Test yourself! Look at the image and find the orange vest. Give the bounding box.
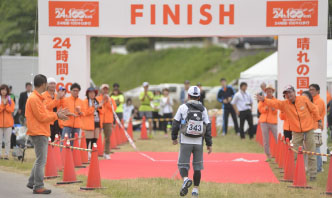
[25,90,58,136]
[313,95,326,129]
[0,99,15,128]
[61,95,84,128]
[258,97,278,124]
[96,95,117,124]
[81,99,104,131]
[264,96,320,133]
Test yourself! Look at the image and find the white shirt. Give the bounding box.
[123,104,134,122]
[174,102,210,145]
[160,96,173,114]
[231,91,253,112]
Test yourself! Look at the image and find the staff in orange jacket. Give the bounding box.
[96,84,117,160]
[257,85,277,161]
[82,87,103,154]
[309,84,326,173]
[257,85,322,181]
[279,94,292,141]
[61,83,84,145]
[25,74,69,194]
[42,77,66,141]
[0,84,15,160]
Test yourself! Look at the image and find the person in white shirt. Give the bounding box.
[231,82,254,139]
[160,88,173,136]
[172,86,212,198]
[123,98,134,123]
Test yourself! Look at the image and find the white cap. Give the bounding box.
[188,86,200,97]
[143,82,149,87]
[47,77,57,84]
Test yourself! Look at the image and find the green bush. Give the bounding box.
[126,38,150,53]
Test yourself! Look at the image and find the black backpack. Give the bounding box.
[180,103,206,138]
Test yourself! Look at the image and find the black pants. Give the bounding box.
[50,121,61,142]
[152,111,160,130]
[283,130,292,141]
[223,107,239,134]
[239,110,254,139]
[162,113,173,133]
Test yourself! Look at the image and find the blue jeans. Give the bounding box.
[62,127,80,146]
[316,147,322,172]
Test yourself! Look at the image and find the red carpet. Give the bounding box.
[76,152,279,184]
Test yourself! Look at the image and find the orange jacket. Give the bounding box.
[42,91,61,112]
[96,95,117,124]
[61,95,84,128]
[327,91,332,104]
[258,97,278,124]
[264,96,320,133]
[0,99,15,128]
[25,90,58,136]
[279,111,291,131]
[81,99,104,131]
[313,95,326,129]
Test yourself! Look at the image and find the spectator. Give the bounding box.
[26,74,68,194]
[231,82,254,139]
[96,84,117,160]
[327,89,332,104]
[8,85,16,103]
[279,91,292,142]
[258,85,277,161]
[180,80,190,104]
[160,88,173,136]
[257,82,267,118]
[82,87,104,159]
[0,84,15,160]
[217,78,239,136]
[42,78,66,142]
[139,82,154,136]
[197,83,205,105]
[309,84,326,173]
[123,98,134,123]
[18,82,33,124]
[61,83,84,145]
[152,90,162,131]
[111,83,124,121]
[257,85,322,181]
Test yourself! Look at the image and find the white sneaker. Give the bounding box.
[104,154,111,160]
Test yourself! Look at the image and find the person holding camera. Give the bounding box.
[231,82,254,139]
[42,77,66,142]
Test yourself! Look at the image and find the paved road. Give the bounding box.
[0,169,73,198]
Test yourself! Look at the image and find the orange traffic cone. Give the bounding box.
[54,134,63,171]
[289,146,311,188]
[80,131,89,164]
[110,126,119,149]
[325,156,332,194]
[269,132,274,158]
[127,118,134,140]
[281,138,294,182]
[97,131,104,157]
[80,143,105,190]
[121,120,127,143]
[72,133,85,168]
[275,133,281,164]
[211,116,217,137]
[57,140,82,185]
[115,123,122,144]
[140,116,148,140]
[278,136,285,168]
[45,138,59,179]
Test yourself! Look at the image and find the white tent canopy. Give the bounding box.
[240,40,332,82]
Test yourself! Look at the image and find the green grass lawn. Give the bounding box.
[91,47,272,91]
[0,130,331,198]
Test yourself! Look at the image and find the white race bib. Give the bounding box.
[186,120,204,136]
